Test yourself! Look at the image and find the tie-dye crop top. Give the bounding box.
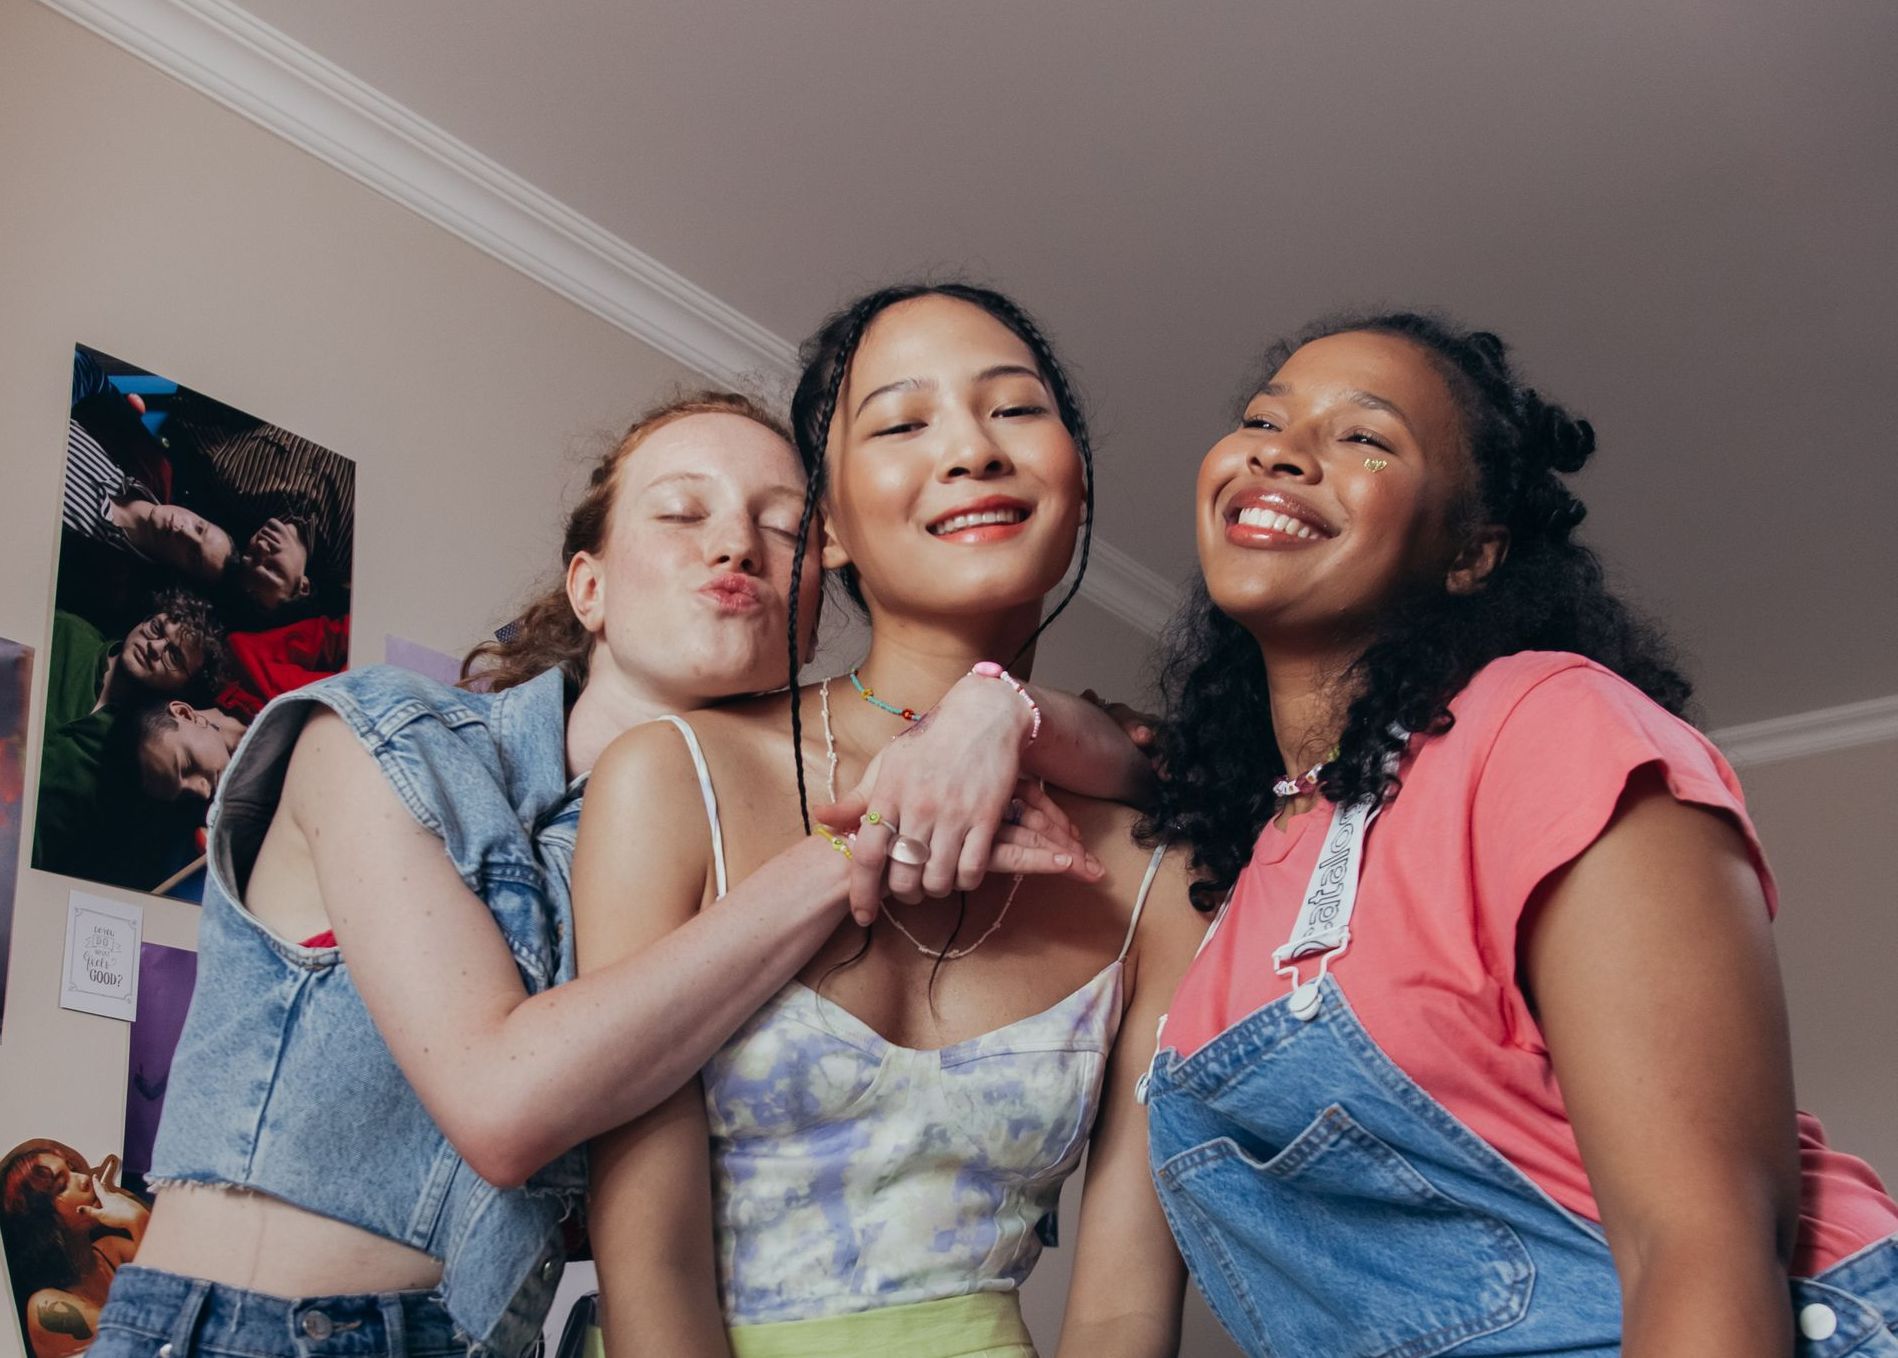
[650,715,1164,1325]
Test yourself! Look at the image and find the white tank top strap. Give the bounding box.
[648,714,729,898]
[1118,844,1169,962]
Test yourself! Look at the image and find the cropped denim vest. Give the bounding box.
[148,665,583,1357]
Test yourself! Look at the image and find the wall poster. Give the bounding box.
[33,345,356,901]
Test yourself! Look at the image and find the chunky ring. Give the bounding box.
[889,835,932,867]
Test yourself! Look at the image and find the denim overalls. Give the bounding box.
[1140,796,1898,1357]
[104,666,585,1358]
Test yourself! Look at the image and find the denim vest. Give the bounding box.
[148,665,584,1357]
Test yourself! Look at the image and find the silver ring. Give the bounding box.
[889,835,931,867]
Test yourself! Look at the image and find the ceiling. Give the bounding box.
[229,0,1898,726]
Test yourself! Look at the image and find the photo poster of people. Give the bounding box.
[0,638,31,1038]
[32,345,356,902]
[0,948,196,1358]
[1,1137,150,1358]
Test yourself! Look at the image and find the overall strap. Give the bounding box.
[1118,844,1170,962]
[1273,795,1383,1021]
[649,714,728,899]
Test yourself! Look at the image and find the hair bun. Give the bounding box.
[1467,330,1509,370]
[1524,391,1595,474]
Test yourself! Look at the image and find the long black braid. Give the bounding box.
[785,281,1097,832]
[1141,311,1692,911]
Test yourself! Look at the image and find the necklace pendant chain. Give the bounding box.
[820,677,1018,961]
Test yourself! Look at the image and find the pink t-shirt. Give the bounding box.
[1162,651,1898,1275]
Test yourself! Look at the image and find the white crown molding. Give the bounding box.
[1710,692,1898,769]
[1078,539,1181,637]
[37,0,799,386]
[39,0,1184,636]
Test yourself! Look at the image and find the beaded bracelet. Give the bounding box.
[969,661,1042,746]
[810,822,854,860]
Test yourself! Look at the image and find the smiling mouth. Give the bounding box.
[1233,505,1326,541]
[1220,490,1339,551]
[927,502,1032,537]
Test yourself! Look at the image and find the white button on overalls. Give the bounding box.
[1798,1301,1838,1341]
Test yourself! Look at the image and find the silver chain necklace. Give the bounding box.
[819,678,1022,961]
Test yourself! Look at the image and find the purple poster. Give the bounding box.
[385,634,464,687]
[121,942,197,1189]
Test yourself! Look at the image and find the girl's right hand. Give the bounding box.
[818,772,1099,927]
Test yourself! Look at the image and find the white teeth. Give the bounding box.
[931,508,1027,535]
[1235,506,1323,540]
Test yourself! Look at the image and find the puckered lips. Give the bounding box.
[1222,487,1339,550]
[700,571,765,613]
[926,495,1034,544]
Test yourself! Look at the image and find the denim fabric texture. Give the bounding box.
[142,666,583,1356]
[89,1266,464,1358]
[1145,975,1898,1356]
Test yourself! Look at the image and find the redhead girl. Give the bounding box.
[86,391,1134,1358]
[1,1145,149,1358]
[577,285,1203,1358]
[1140,314,1898,1356]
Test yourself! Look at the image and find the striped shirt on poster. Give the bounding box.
[62,418,156,560]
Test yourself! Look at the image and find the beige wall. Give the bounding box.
[1744,740,1898,1178]
[2,10,1889,1358]
[0,6,697,1352]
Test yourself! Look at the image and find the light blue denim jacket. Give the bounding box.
[148,665,584,1357]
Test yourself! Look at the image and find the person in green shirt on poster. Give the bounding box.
[32,590,226,885]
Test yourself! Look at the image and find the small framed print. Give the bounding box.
[59,889,144,1021]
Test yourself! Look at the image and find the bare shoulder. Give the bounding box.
[590,715,714,805]
[27,1289,95,1355]
[1053,790,1204,978]
[1050,790,1155,877]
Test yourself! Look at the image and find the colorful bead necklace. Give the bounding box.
[1272,747,1339,799]
[819,678,1020,960]
[849,669,921,722]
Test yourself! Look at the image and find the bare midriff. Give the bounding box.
[135,1187,443,1295]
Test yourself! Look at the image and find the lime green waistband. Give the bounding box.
[732,1291,1035,1358]
[582,1291,1037,1358]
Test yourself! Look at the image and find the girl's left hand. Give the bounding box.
[811,674,1101,921]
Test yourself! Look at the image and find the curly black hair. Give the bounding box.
[783,281,1096,833]
[145,585,229,697]
[1142,311,1692,911]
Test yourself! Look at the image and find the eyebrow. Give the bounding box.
[1256,381,1414,429]
[642,472,805,505]
[640,471,713,491]
[853,364,1048,418]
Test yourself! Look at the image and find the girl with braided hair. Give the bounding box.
[578,285,1201,1357]
[86,389,1121,1358]
[1138,313,1898,1356]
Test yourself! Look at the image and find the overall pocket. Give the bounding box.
[1155,1103,1533,1358]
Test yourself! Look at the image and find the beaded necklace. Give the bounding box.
[848,669,921,722]
[819,678,1020,961]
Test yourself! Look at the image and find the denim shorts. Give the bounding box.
[90,1266,465,1358]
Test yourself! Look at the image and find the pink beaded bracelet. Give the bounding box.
[970,661,1042,746]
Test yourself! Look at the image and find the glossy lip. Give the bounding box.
[926,494,1035,542]
[700,573,765,613]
